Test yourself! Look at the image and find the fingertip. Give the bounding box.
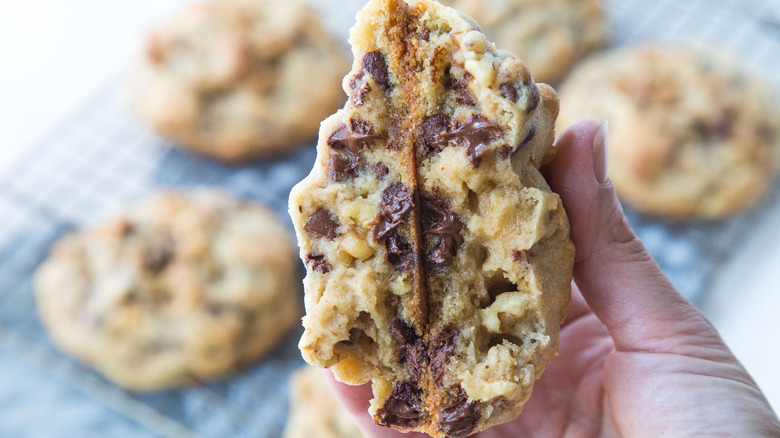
[322,368,373,416]
[554,118,602,151]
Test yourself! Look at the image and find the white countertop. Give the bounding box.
[1,0,778,430]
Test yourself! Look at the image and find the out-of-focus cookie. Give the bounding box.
[35,190,300,391]
[441,0,607,84]
[283,366,362,438]
[129,0,347,162]
[558,45,780,220]
[289,0,574,436]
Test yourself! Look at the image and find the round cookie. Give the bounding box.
[283,366,362,438]
[129,0,347,162]
[35,190,300,391]
[558,45,780,220]
[441,0,607,84]
[289,0,574,436]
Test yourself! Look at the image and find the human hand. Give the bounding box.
[323,119,780,437]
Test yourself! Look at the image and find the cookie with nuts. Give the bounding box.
[441,0,608,84]
[35,190,300,390]
[558,45,780,219]
[128,0,347,162]
[289,0,573,436]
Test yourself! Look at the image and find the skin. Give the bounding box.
[324,119,780,437]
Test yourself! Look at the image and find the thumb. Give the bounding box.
[547,119,713,353]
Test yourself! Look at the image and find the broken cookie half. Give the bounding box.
[288,0,574,436]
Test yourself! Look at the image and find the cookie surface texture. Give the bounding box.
[35,190,300,391]
[558,45,780,219]
[441,0,607,84]
[288,0,574,436]
[129,0,347,162]
[283,366,363,438]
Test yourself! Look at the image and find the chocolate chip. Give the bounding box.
[327,121,381,181]
[305,253,330,273]
[433,115,502,167]
[385,230,416,271]
[422,192,463,273]
[374,183,414,243]
[420,28,431,41]
[420,114,451,153]
[451,70,475,105]
[328,154,356,181]
[500,82,520,103]
[391,320,426,380]
[439,386,479,438]
[305,208,339,239]
[372,162,389,180]
[696,107,736,141]
[363,50,391,91]
[143,241,175,273]
[376,381,424,428]
[349,71,372,106]
[526,85,540,114]
[430,328,458,384]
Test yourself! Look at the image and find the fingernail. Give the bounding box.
[593,120,609,184]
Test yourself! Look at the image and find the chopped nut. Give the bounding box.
[343,199,376,227]
[341,231,373,260]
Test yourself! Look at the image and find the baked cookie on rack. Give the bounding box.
[35,189,300,391]
[283,366,362,438]
[441,0,607,84]
[289,0,574,436]
[558,45,780,220]
[129,0,347,162]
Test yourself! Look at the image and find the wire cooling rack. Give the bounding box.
[1,0,779,436]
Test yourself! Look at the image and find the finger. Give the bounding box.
[322,370,429,438]
[547,119,707,353]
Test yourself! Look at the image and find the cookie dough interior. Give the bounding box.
[289,1,573,436]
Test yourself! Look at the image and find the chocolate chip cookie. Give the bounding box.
[284,366,362,438]
[288,1,574,436]
[129,0,347,162]
[35,190,300,391]
[441,0,607,84]
[558,45,780,219]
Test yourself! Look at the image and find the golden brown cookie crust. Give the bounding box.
[441,0,608,84]
[35,190,300,391]
[289,1,573,436]
[129,0,347,162]
[558,45,780,220]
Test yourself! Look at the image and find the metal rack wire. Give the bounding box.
[0,0,779,436]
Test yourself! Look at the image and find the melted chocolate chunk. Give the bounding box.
[305,208,339,239]
[385,230,415,271]
[420,114,451,153]
[327,121,381,180]
[305,253,330,273]
[328,154,355,181]
[376,381,424,428]
[391,320,427,380]
[363,50,391,91]
[374,183,414,243]
[349,71,372,106]
[420,28,431,41]
[520,123,538,148]
[500,82,520,103]
[430,328,458,384]
[526,85,541,114]
[433,115,502,167]
[372,162,389,180]
[439,386,479,438]
[143,241,175,273]
[422,192,463,272]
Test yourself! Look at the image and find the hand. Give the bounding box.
[323,119,780,437]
